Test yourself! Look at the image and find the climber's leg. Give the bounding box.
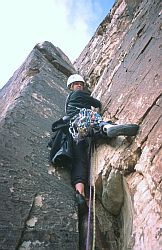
[102,123,139,138]
[71,140,89,214]
[75,182,85,196]
[75,182,88,215]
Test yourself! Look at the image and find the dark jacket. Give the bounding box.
[49,123,73,167]
[49,90,102,166]
[65,90,102,118]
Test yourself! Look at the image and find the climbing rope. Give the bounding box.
[92,143,97,250]
[92,182,96,250]
[86,141,93,250]
[86,141,97,250]
[86,174,92,250]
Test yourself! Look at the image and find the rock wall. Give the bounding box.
[0,42,78,250]
[74,0,162,249]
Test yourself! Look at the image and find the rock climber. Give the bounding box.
[65,74,139,213]
[65,74,102,213]
[50,73,139,214]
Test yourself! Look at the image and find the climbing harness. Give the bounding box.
[69,108,102,142]
[86,140,97,250]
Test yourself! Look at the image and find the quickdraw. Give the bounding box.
[69,108,102,141]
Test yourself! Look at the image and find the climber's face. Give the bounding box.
[71,81,84,91]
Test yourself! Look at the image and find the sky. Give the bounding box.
[0,0,115,89]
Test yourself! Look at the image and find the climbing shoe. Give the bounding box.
[75,191,88,215]
[103,123,139,138]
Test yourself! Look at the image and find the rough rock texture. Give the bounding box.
[0,41,78,250]
[74,0,162,249]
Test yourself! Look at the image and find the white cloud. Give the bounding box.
[50,0,102,60]
[0,0,113,88]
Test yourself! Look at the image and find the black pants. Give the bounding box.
[71,139,89,186]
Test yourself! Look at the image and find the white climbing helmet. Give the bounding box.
[67,74,85,88]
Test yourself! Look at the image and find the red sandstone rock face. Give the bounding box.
[75,0,162,249]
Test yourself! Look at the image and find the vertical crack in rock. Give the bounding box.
[140,113,162,146]
[122,147,142,176]
[138,94,162,125]
[136,37,154,59]
[15,194,37,250]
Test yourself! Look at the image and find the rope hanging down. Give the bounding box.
[86,141,97,250]
[92,144,97,250]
